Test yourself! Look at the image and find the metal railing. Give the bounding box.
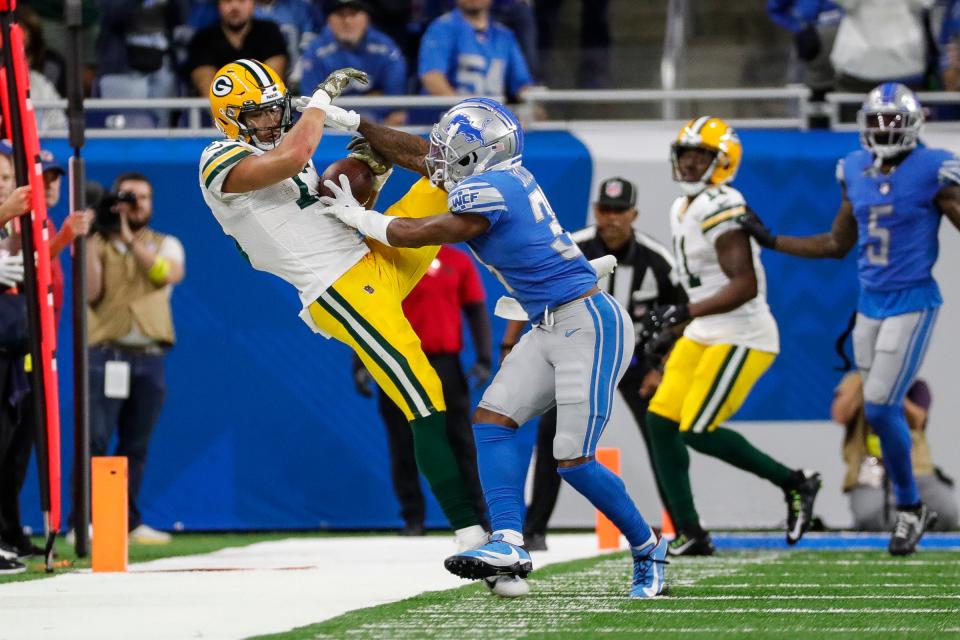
[31,87,821,138]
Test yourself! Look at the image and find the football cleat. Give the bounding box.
[785,470,822,545]
[484,575,531,598]
[668,530,716,557]
[631,536,669,598]
[889,504,937,556]
[444,533,532,580]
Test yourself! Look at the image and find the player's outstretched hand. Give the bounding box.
[320,174,361,208]
[318,68,369,101]
[639,304,690,342]
[737,207,777,249]
[347,137,393,175]
[0,250,25,287]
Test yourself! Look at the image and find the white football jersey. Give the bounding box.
[199,139,369,307]
[669,185,779,353]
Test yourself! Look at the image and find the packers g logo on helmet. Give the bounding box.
[670,116,743,196]
[208,58,292,149]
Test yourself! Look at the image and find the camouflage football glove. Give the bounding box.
[347,137,394,191]
[318,67,369,101]
[737,207,777,249]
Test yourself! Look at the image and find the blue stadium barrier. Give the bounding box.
[22,129,864,532]
[712,532,960,550]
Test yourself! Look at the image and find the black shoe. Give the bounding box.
[785,470,822,545]
[0,540,19,561]
[0,556,26,574]
[524,532,547,552]
[889,504,937,556]
[399,522,426,537]
[668,530,716,557]
[12,540,46,560]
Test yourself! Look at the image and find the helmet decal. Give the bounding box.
[448,114,493,144]
[211,75,233,97]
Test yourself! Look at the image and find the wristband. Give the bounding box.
[147,256,171,285]
[354,210,397,246]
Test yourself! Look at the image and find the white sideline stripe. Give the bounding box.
[0,534,610,640]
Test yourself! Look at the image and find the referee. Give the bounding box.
[504,176,687,550]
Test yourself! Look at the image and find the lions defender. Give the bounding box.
[741,83,960,555]
[640,118,822,558]
[322,98,668,598]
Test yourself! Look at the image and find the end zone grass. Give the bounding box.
[257,549,960,640]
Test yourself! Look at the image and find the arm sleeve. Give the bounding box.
[447,178,507,226]
[937,154,960,187]
[699,191,748,246]
[418,20,454,77]
[505,32,533,95]
[159,235,186,267]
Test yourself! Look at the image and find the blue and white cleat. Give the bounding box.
[444,533,533,580]
[630,536,669,598]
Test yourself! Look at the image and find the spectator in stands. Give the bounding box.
[767,0,843,113]
[507,177,687,551]
[254,0,323,88]
[76,172,185,545]
[830,0,933,96]
[939,0,960,90]
[18,6,69,132]
[419,0,539,82]
[833,372,958,531]
[29,0,100,97]
[95,1,184,129]
[353,245,491,535]
[301,0,408,125]
[536,0,610,88]
[185,0,288,96]
[419,0,533,100]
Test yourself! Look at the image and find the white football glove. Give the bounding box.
[319,174,396,245]
[293,90,361,132]
[0,250,24,287]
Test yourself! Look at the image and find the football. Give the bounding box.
[319,157,375,206]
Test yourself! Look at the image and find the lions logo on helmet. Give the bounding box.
[208,58,292,150]
[670,116,742,197]
[858,83,924,161]
[426,98,524,191]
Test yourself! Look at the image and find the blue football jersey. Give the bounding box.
[418,8,532,97]
[448,166,597,320]
[839,146,959,315]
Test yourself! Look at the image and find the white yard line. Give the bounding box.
[0,534,607,640]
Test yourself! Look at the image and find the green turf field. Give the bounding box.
[256,549,960,640]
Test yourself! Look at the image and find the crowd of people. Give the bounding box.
[22,0,610,129]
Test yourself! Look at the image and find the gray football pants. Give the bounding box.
[479,291,633,461]
[853,308,938,406]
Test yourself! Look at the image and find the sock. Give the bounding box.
[455,525,488,552]
[646,413,701,533]
[558,460,653,548]
[864,401,920,506]
[681,427,794,489]
[410,412,480,530]
[473,423,526,535]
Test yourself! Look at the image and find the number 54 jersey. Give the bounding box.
[839,146,958,316]
[199,139,369,307]
[669,185,779,353]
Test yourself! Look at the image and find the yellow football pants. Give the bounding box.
[308,177,448,421]
[649,336,776,433]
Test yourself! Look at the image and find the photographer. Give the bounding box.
[73,171,184,545]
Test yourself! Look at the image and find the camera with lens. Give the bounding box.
[92,190,138,236]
